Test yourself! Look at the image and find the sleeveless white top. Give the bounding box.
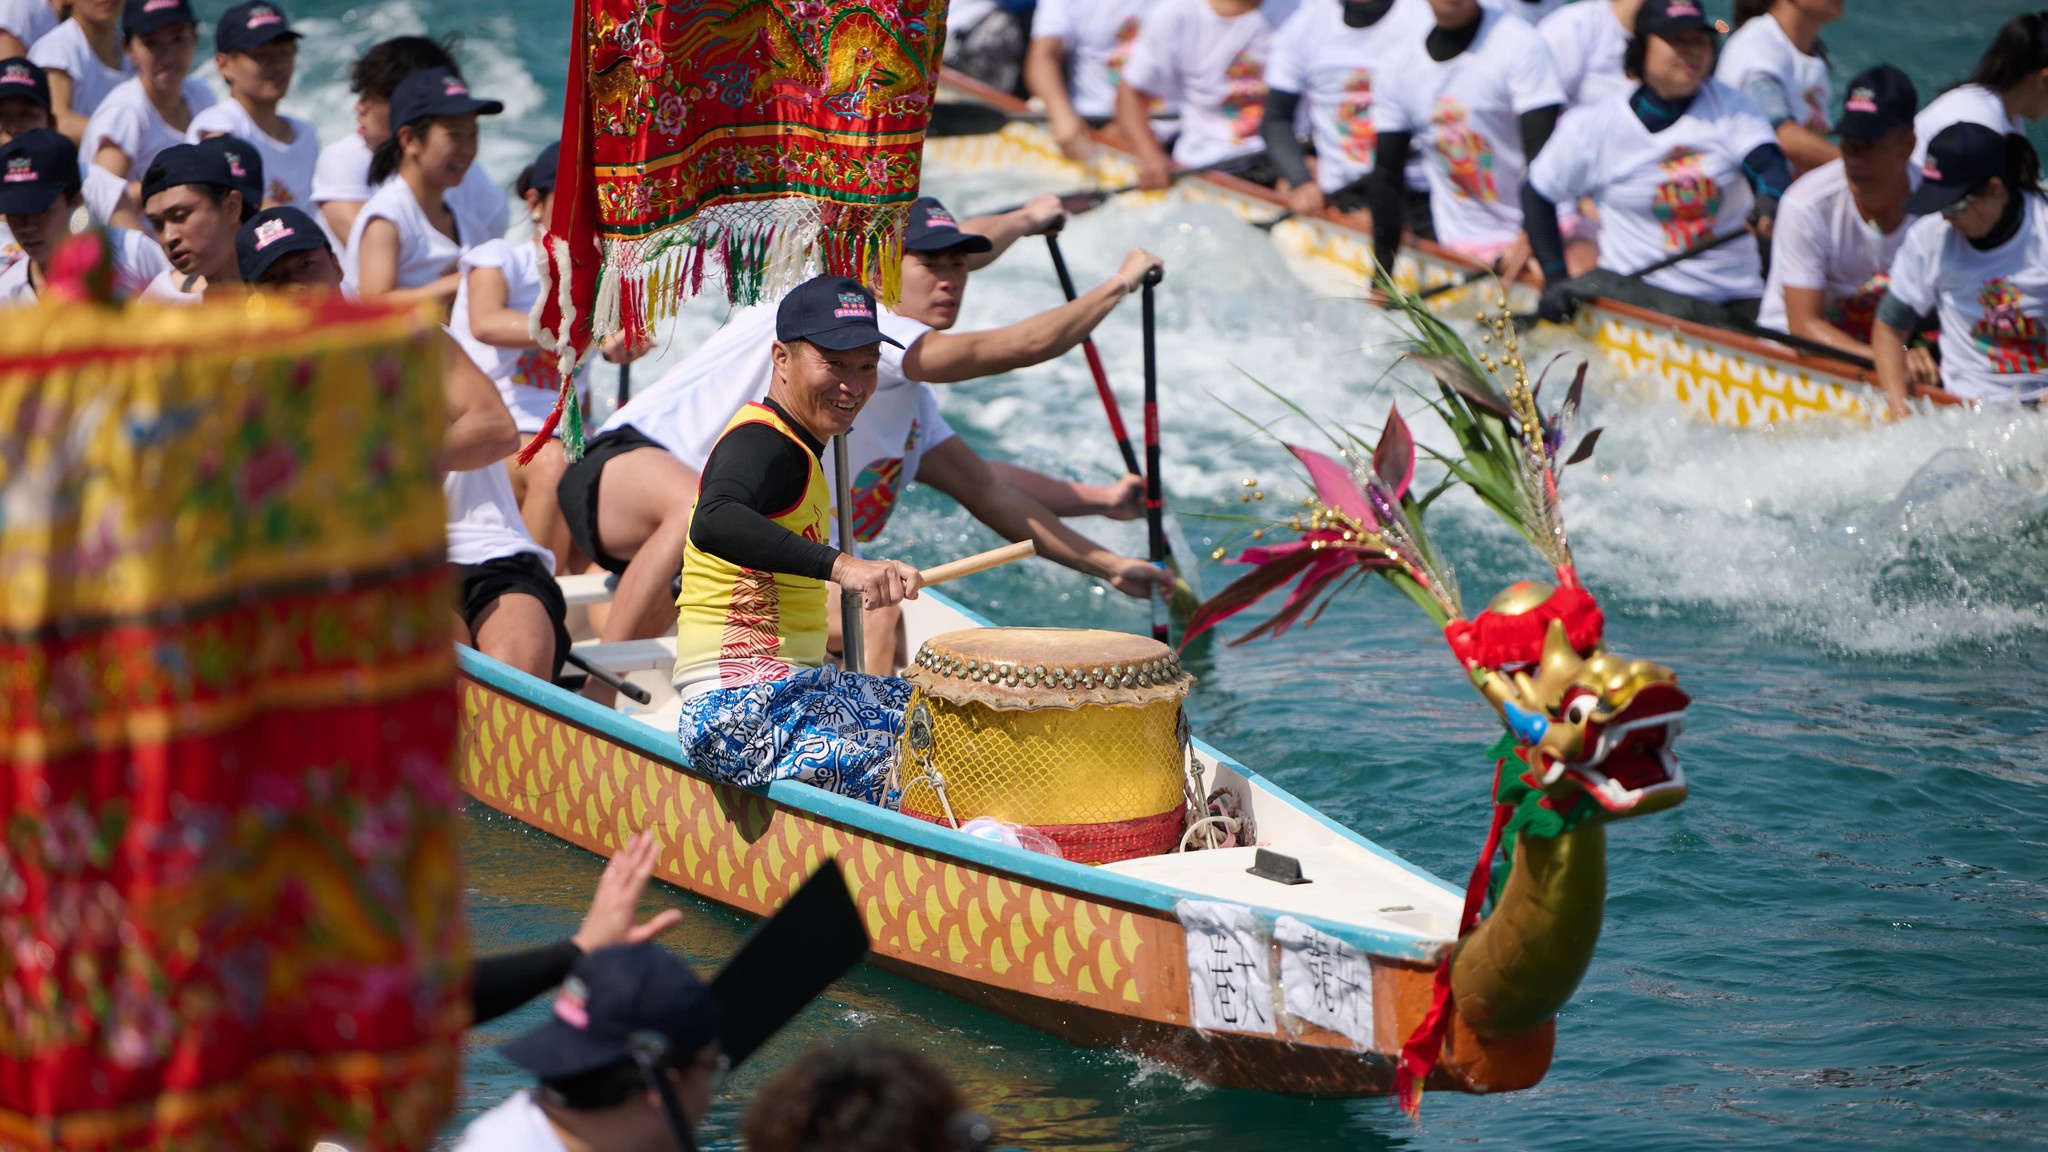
[341,178,464,294]
[445,464,552,568]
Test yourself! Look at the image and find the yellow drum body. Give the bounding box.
[900,628,1194,864]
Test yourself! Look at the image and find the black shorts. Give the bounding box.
[555,425,664,576]
[452,552,571,680]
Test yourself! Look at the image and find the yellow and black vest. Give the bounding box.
[672,402,831,696]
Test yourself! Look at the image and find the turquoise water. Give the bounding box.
[250,2,2048,1146]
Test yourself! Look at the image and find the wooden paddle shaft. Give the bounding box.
[919,541,1036,588]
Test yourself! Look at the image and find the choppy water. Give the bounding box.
[240,2,2048,1146]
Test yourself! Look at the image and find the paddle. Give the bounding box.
[1417,267,1500,301]
[1511,229,1751,330]
[1046,234,1143,477]
[1140,265,1169,644]
[919,540,1036,588]
[1739,323,1877,370]
[832,435,865,674]
[618,361,633,405]
[982,159,1238,219]
[927,101,1028,137]
[708,860,869,1067]
[563,649,653,705]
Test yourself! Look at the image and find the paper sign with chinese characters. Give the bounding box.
[1176,900,1275,1035]
[1276,916,1375,1048]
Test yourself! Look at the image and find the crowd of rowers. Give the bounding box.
[985,0,2048,414]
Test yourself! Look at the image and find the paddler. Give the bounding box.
[138,138,254,300]
[672,275,920,805]
[562,194,1170,669]
[0,127,168,305]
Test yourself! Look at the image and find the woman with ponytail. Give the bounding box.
[1875,125,2048,417]
[342,65,500,307]
[1912,11,2048,173]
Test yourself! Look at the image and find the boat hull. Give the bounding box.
[927,74,1949,430]
[456,638,1552,1097]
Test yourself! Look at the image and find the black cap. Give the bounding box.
[526,140,560,195]
[776,275,904,351]
[192,134,264,205]
[1836,65,1917,143]
[215,0,299,52]
[1906,123,2009,215]
[238,206,327,281]
[499,943,720,1080]
[0,129,80,215]
[389,67,504,131]
[0,57,48,109]
[141,141,240,204]
[903,196,993,254]
[1634,0,1712,38]
[123,0,196,39]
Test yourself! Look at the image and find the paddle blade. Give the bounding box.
[708,860,868,1066]
[927,102,1011,138]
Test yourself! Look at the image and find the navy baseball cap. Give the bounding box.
[1635,0,1712,38]
[903,196,993,254]
[0,58,50,109]
[526,140,560,195]
[0,129,80,215]
[776,275,903,351]
[215,0,299,52]
[124,0,196,39]
[1907,123,2009,214]
[389,67,504,131]
[1837,65,1917,143]
[141,142,239,204]
[193,134,264,205]
[499,943,721,1080]
[238,206,327,281]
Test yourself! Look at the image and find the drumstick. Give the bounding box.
[918,541,1036,588]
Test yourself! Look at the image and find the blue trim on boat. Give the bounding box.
[458,590,1452,963]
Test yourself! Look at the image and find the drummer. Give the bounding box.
[674,275,920,805]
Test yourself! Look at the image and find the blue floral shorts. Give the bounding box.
[680,665,911,806]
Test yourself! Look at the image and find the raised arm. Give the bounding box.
[901,248,1163,383]
[959,193,1066,269]
[985,460,1143,520]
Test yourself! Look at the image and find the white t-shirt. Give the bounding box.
[1756,159,1913,339]
[185,98,319,209]
[1482,0,1564,23]
[446,463,553,567]
[0,223,168,307]
[451,239,585,434]
[606,305,957,547]
[311,130,510,248]
[1,165,127,270]
[1538,0,1630,109]
[1714,13,1830,135]
[82,76,214,180]
[342,177,465,293]
[1120,0,1299,168]
[140,266,204,303]
[1884,196,2048,404]
[1910,84,2023,174]
[1033,0,1159,120]
[449,1090,569,1152]
[27,18,130,119]
[1528,81,1776,302]
[1263,0,1432,193]
[0,0,58,48]
[1374,8,1564,250]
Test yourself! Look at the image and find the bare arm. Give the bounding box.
[1782,286,1872,360]
[94,141,131,180]
[1024,36,1093,163]
[901,248,1161,383]
[1775,122,1839,174]
[105,184,144,232]
[958,192,1064,269]
[465,264,536,348]
[321,198,365,247]
[0,31,29,58]
[438,333,522,471]
[356,215,459,306]
[985,460,1142,520]
[45,70,87,142]
[917,438,1167,599]
[1871,317,1912,422]
[1115,82,1173,191]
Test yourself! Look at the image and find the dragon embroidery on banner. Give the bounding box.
[1186,286,1690,1112]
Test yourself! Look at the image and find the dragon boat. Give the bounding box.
[457,286,1694,1102]
[929,70,1962,429]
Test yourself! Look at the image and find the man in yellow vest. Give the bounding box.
[673,275,923,803]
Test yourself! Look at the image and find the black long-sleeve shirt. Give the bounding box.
[688,398,841,581]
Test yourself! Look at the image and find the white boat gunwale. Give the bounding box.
[458,588,1459,964]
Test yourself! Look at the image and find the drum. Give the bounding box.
[899,628,1195,864]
